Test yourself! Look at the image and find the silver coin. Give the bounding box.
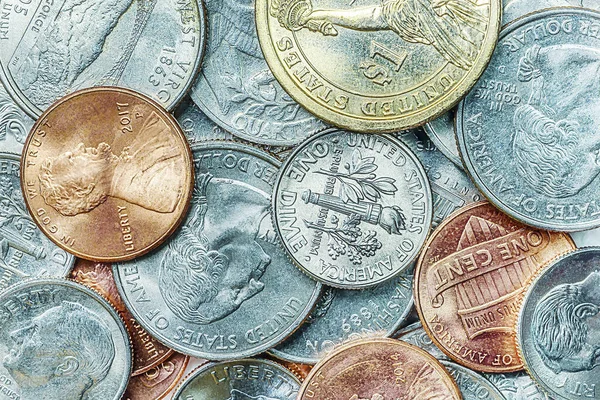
[0,0,206,117]
[517,247,600,400]
[398,129,482,229]
[273,129,432,289]
[423,110,463,168]
[0,83,33,154]
[0,152,74,293]
[0,278,131,400]
[503,0,599,26]
[190,0,325,146]
[457,8,600,231]
[394,321,447,360]
[113,142,321,359]
[484,372,553,400]
[440,360,506,400]
[173,358,300,399]
[270,264,414,364]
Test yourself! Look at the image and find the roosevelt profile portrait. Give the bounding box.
[531,271,600,373]
[3,301,115,400]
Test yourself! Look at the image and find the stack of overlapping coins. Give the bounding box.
[0,0,598,399]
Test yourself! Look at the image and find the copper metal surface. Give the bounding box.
[123,352,190,400]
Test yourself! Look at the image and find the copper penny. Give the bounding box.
[123,352,191,400]
[21,87,194,262]
[414,201,575,373]
[70,259,173,376]
[298,338,460,400]
[277,360,314,381]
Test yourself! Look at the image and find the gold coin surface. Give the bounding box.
[21,87,194,262]
[256,0,501,132]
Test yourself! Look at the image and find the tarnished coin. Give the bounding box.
[298,338,461,399]
[0,152,74,293]
[124,352,191,400]
[21,87,194,262]
[256,0,501,132]
[0,0,206,117]
[273,129,432,289]
[173,359,300,399]
[271,264,413,364]
[70,259,173,376]
[0,278,131,400]
[414,201,575,372]
[441,360,506,400]
[457,8,600,231]
[503,0,599,26]
[484,372,553,400]
[517,247,600,400]
[0,83,33,154]
[113,142,321,359]
[423,110,463,168]
[277,360,313,381]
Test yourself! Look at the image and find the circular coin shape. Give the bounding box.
[0,0,206,117]
[0,278,132,400]
[0,83,34,154]
[21,87,194,262]
[414,201,575,372]
[298,338,461,399]
[517,247,600,400]
[457,8,600,231]
[273,129,432,289]
[114,142,321,359]
[124,352,191,400]
[440,360,506,400]
[503,1,599,26]
[256,0,501,132]
[423,110,463,168]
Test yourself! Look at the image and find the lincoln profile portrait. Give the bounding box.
[3,301,115,400]
[531,271,600,374]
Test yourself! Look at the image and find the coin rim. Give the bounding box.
[439,359,507,400]
[423,111,465,169]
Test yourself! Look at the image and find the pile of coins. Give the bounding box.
[0,0,598,399]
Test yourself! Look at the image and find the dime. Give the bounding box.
[441,360,506,400]
[271,264,413,364]
[297,338,461,399]
[70,259,173,376]
[21,87,194,262]
[256,0,501,132]
[124,352,191,400]
[503,0,599,26]
[0,278,131,400]
[517,247,600,400]
[423,110,463,168]
[0,82,33,154]
[113,142,321,359]
[414,201,575,372]
[0,0,206,117]
[456,8,600,231]
[172,359,301,399]
[0,152,74,293]
[273,129,432,289]
[484,372,552,400]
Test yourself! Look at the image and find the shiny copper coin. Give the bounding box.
[123,352,191,400]
[298,338,460,400]
[21,87,194,262]
[70,259,173,375]
[414,201,575,373]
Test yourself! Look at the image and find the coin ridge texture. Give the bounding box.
[423,110,464,169]
[256,0,501,132]
[113,141,321,359]
[273,129,432,289]
[0,278,132,400]
[414,201,575,372]
[21,86,194,262]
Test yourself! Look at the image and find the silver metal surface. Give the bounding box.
[503,0,599,26]
[484,372,553,400]
[0,83,33,155]
[423,110,463,168]
[440,360,506,400]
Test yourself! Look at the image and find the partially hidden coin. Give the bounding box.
[70,259,173,376]
[483,372,553,400]
[0,152,74,293]
[124,352,191,400]
[0,0,206,117]
[0,82,33,154]
[273,129,432,289]
[0,278,132,400]
[423,110,463,169]
[456,8,600,231]
[173,358,301,399]
[440,360,506,400]
[517,247,600,400]
[503,0,599,26]
[276,360,313,381]
[113,141,321,359]
[297,337,461,399]
[414,201,575,372]
[395,321,447,359]
[21,87,194,262]
[256,0,501,132]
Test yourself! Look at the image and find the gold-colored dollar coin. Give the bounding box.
[256,0,501,132]
[21,87,194,262]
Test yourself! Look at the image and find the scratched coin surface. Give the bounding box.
[271,263,413,364]
[70,259,173,376]
[0,278,131,400]
[0,82,34,154]
[503,0,599,26]
[255,0,501,132]
[113,142,321,359]
[457,8,600,231]
[20,87,194,262]
[423,110,463,168]
[273,129,432,289]
[298,338,461,399]
[0,0,206,117]
[517,247,600,400]
[0,152,74,293]
[484,372,553,400]
[124,352,191,400]
[414,201,575,372]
